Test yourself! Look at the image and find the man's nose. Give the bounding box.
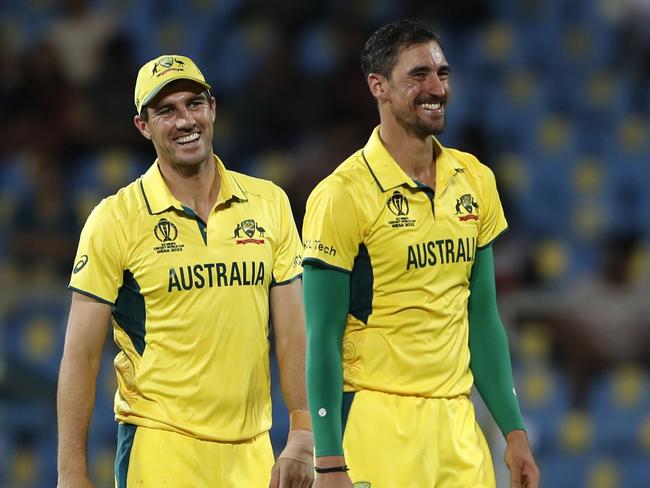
[175,107,195,129]
[425,75,446,98]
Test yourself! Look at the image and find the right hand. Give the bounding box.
[314,471,354,488]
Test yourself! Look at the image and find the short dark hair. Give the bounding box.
[360,20,442,79]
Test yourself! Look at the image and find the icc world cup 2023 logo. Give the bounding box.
[154,218,178,242]
[386,190,416,228]
[387,190,410,216]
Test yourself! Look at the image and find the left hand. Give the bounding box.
[504,430,540,488]
[269,430,314,488]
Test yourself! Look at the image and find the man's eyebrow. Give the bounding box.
[189,94,208,103]
[152,103,173,112]
[406,64,451,76]
[407,65,433,76]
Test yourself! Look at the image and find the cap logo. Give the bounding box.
[151,56,187,77]
[159,56,174,68]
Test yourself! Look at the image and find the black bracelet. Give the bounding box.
[314,465,349,473]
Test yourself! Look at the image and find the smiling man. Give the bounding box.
[302,21,539,488]
[57,55,313,488]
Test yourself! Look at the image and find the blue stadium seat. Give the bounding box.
[623,457,650,488]
[539,454,590,488]
[3,301,67,381]
[517,364,570,453]
[2,402,57,487]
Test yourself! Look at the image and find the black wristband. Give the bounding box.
[314,465,349,473]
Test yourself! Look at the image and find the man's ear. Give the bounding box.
[134,114,152,140]
[367,73,388,101]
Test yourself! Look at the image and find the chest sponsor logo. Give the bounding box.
[455,193,479,222]
[153,218,185,254]
[387,190,416,228]
[353,483,371,488]
[233,219,265,245]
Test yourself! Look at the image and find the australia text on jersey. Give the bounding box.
[406,237,476,270]
[168,261,265,292]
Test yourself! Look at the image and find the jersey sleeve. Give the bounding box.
[68,200,126,304]
[302,177,363,272]
[477,166,508,248]
[271,187,303,285]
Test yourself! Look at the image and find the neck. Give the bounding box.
[157,154,220,221]
[378,118,440,188]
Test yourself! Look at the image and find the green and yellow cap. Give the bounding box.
[134,54,211,113]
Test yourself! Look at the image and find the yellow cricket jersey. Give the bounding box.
[69,156,302,442]
[302,127,507,398]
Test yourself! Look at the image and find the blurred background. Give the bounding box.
[1,0,649,486]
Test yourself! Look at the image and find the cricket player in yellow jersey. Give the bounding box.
[57,55,314,487]
[302,21,539,488]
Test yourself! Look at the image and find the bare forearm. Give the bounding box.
[276,331,308,412]
[57,349,101,479]
[271,280,309,413]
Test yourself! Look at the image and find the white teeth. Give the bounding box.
[175,132,200,144]
[420,103,441,110]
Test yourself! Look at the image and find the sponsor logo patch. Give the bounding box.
[73,255,89,273]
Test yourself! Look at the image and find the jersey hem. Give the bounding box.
[68,286,115,306]
[116,416,271,443]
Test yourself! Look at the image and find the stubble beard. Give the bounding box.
[395,109,445,139]
[163,140,213,176]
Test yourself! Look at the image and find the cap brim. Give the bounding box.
[141,76,212,109]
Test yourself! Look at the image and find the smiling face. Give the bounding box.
[370,41,451,138]
[134,79,216,171]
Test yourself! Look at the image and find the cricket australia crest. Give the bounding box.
[233,219,266,245]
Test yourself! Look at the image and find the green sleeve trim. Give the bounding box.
[468,245,526,436]
[303,263,350,456]
[302,257,351,275]
[477,226,509,250]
